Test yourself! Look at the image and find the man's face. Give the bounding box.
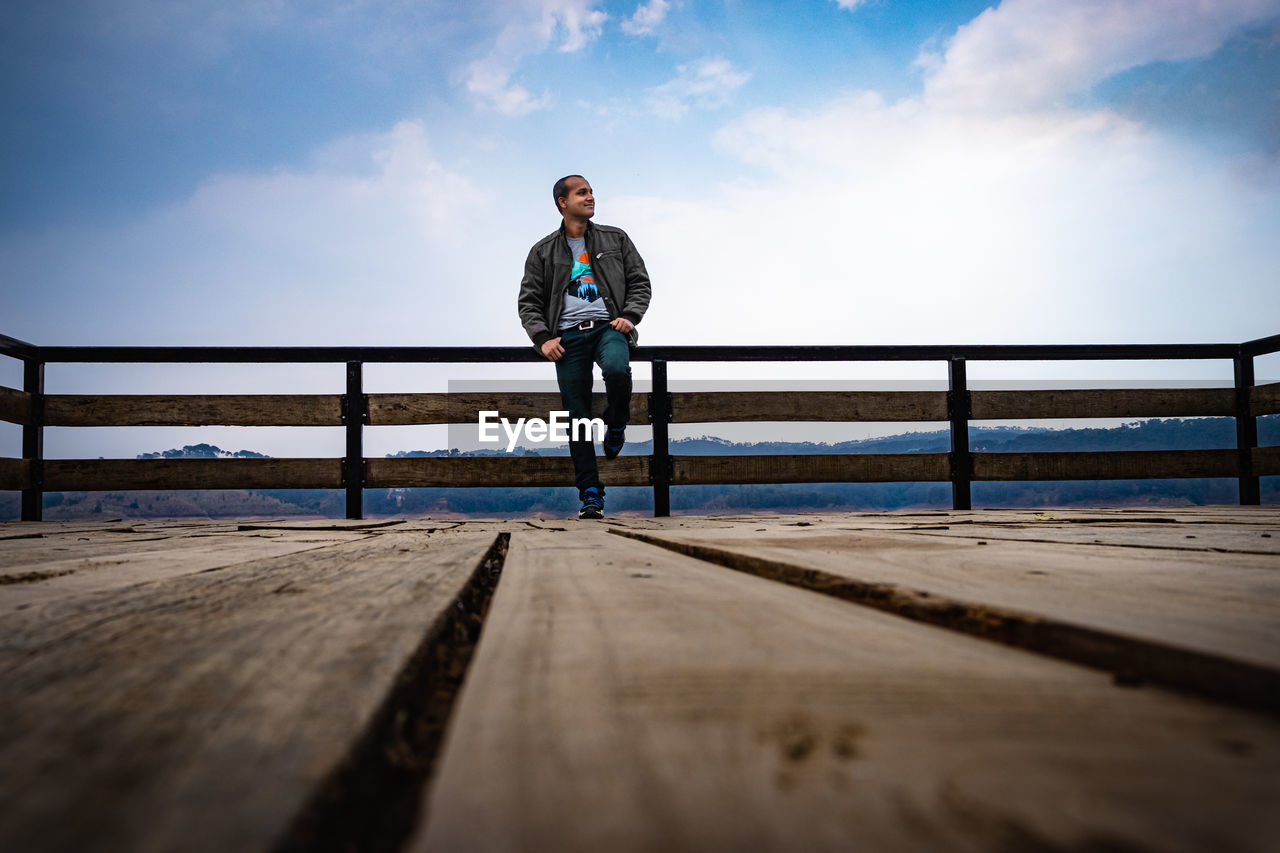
[560,177,595,219]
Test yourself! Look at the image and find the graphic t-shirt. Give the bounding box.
[558,236,611,329]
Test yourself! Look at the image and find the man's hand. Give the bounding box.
[610,317,634,334]
[541,337,565,361]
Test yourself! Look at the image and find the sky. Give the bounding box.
[2,0,1279,458]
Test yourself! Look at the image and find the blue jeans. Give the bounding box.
[554,323,632,498]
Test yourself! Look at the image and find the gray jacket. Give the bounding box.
[518,220,652,350]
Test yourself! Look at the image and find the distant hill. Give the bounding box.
[138,443,268,459]
[5,418,1276,520]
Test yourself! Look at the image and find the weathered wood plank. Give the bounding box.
[1,526,226,569]
[42,458,342,491]
[0,529,374,610]
[368,393,648,426]
[972,449,1238,480]
[1252,381,1280,417]
[971,388,1235,419]
[671,391,947,423]
[367,455,650,488]
[1254,445,1280,476]
[0,386,31,425]
[0,530,500,853]
[0,457,30,490]
[43,394,343,427]
[412,529,1280,852]
[899,520,1280,555]
[614,524,1280,686]
[673,453,950,485]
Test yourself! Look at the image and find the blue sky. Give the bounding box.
[2,0,1280,456]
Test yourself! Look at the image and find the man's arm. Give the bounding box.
[618,231,651,327]
[517,243,558,355]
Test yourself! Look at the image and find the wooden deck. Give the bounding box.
[2,507,1278,852]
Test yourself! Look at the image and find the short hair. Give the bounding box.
[553,174,586,213]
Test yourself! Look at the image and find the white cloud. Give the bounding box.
[923,0,1280,112]
[647,57,751,120]
[832,0,868,10]
[462,0,608,113]
[0,122,536,350]
[622,0,669,36]
[585,0,1277,350]
[464,61,551,116]
[546,0,608,51]
[601,91,1280,349]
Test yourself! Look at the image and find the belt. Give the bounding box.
[573,319,604,330]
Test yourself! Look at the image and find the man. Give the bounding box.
[518,175,652,519]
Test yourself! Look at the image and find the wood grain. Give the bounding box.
[671,391,947,423]
[43,394,343,427]
[412,528,1280,852]
[0,529,499,853]
[0,386,31,425]
[673,453,950,484]
[892,519,1280,555]
[367,455,651,488]
[0,529,373,609]
[1254,445,1280,476]
[0,457,30,490]
[368,393,648,426]
[43,458,342,491]
[618,522,1280,667]
[972,449,1238,480]
[971,388,1235,419]
[1252,381,1280,417]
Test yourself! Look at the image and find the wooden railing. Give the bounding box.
[2,333,1278,520]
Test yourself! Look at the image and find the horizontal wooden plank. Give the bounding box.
[368,393,649,426]
[0,529,373,608]
[0,457,31,490]
[21,447,1262,493]
[44,394,343,427]
[0,386,31,425]
[42,458,342,491]
[973,449,1238,481]
[367,455,651,488]
[1254,445,1280,476]
[0,529,499,853]
[414,529,1280,852]
[970,387,1235,420]
[673,453,950,485]
[26,385,1275,429]
[1252,382,1280,417]
[671,391,947,423]
[901,520,1280,555]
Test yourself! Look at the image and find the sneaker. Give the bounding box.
[579,487,604,519]
[603,426,626,459]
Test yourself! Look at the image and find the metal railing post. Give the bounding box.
[649,360,671,517]
[948,356,972,511]
[21,359,45,521]
[342,361,366,520]
[1234,350,1260,506]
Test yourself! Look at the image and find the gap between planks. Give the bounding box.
[411,528,1280,853]
[610,528,1280,717]
[0,529,508,853]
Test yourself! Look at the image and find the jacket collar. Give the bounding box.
[557,218,595,242]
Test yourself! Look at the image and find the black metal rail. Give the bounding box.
[27,341,1252,363]
[4,332,1277,521]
